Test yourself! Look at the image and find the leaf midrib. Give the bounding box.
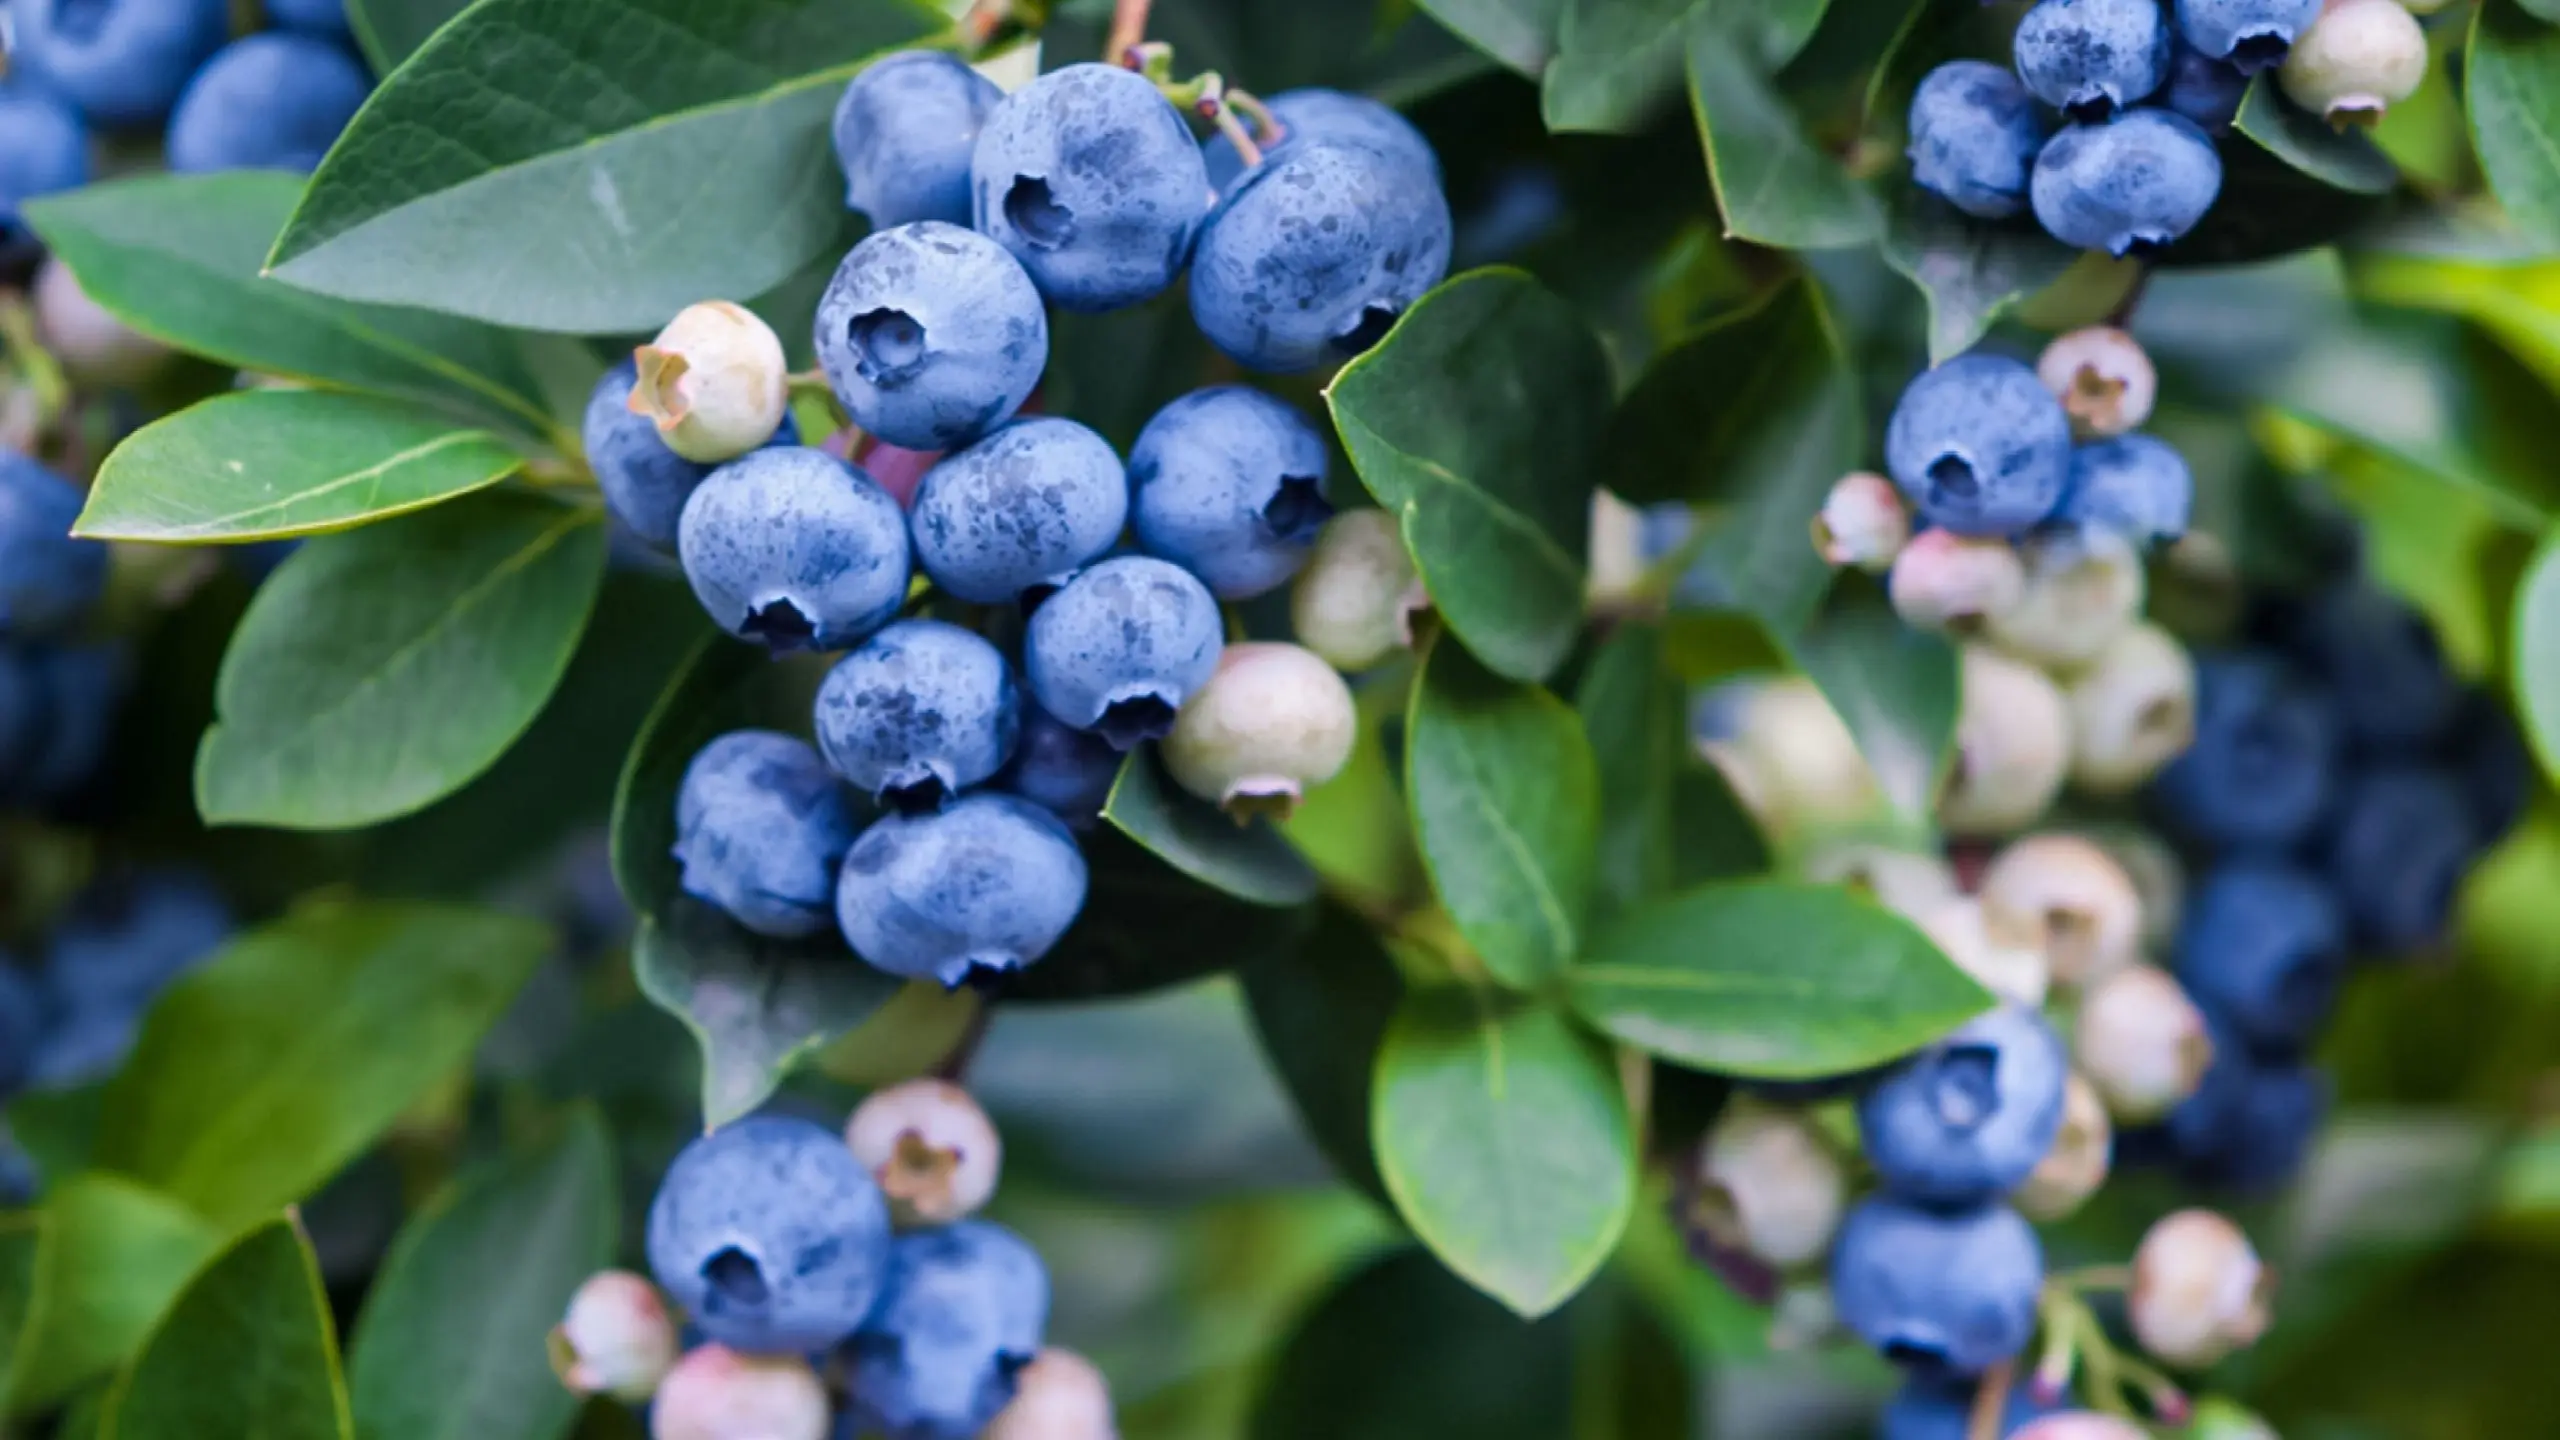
[100,427,509,540]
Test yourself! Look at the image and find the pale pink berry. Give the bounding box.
[34,255,170,386]
[1939,646,2070,837]
[649,1345,829,1440]
[984,1348,1119,1440]
[1888,529,2024,633]
[853,437,940,509]
[1983,528,2145,671]
[2013,1415,2152,1440]
[2018,1072,2112,1220]
[2130,1210,2273,1368]
[846,1078,1003,1227]
[2281,0,2427,128]
[1689,1103,1846,1269]
[1978,833,2142,989]
[1588,488,1651,606]
[1162,641,1356,820]
[1812,472,1911,572]
[550,1270,679,1403]
[1292,510,1426,672]
[2077,965,2214,1121]
[629,301,789,462]
[2036,326,2155,439]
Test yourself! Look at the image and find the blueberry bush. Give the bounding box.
[4,0,2560,1434]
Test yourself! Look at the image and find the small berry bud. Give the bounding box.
[1162,642,1356,820]
[1912,893,2050,1006]
[2280,0,2427,128]
[649,1346,830,1440]
[1587,488,1650,606]
[985,1348,1119,1440]
[2066,621,2197,795]
[1687,1103,1847,1269]
[1983,527,2145,671]
[2077,965,2213,1121]
[2036,326,2155,439]
[1812,472,1911,573]
[1888,529,2025,633]
[629,302,789,463]
[845,1078,1003,1227]
[549,1270,679,1403]
[2018,1072,2112,1220]
[1800,841,1957,916]
[2013,1416,2152,1440]
[1939,646,2070,837]
[1291,510,1426,672]
[34,256,171,386]
[1979,833,2142,989]
[2130,1209,2273,1368]
[1732,677,1885,834]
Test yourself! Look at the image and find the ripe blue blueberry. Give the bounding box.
[584,358,798,552]
[6,0,229,128]
[997,702,1124,829]
[644,1116,895,1355]
[164,34,371,174]
[2014,0,2172,120]
[814,619,1021,813]
[0,648,37,789]
[909,417,1128,604]
[2324,765,2478,953]
[833,52,1003,229]
[835,793,1089,986]
[1907,62,2047,221]
[2031,110,2224,257]
[1189,139,1453,373]
[1129,386,1331,600]
[1023,556,1223,749]
[1883,354,2073,537]
[1883,1373,2059,1440]
[841,1221,1050,1440]
[0,450,109,637]
[1831,1196,2043,1374]
[2454,691,2531,848]
[2148,653,2340,852]
[2173,860,2345,1055]
[16,643,126,803]
[1200,87,1438,196]
[28,1008,142,1087]
[815,221,1048,452]
[0,84,89,242]
[971,62,1212,312]
[2057,433,2193,547]
[2158,1016,2328,1192]
[675,447,911,654]
[0,960,41,1093]
[2161,40,2250,131]
[672,731,860,939]
[264,0,349,36]
[2176,0,2322,73]
[1857,1004,2068,1205]
[2286,581,2461,753]
[43,868,231,1017]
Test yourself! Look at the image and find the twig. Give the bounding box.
[1966,1359,2015,1440]
[1104,0,1151,66]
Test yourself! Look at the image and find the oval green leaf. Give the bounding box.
[1881,189,2082,364]
[195,491,608,829]
[2510,528,2560,786]
[3,1178,220,1417]
[1417,0,1562,75]
[1241,902,1405,1208]
[101,1219,350,1440]
[1541,0,1700,133]
[1102,747,1320,908]
[2472,0,2560,250]
[2233,74,2398,195]
[1778,573,1958,826]
[1686,25,1881,250]
[349,0,473,68]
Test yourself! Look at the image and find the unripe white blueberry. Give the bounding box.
[1913,894,2050,1007]
[34,256,172,386]
[2131,1209,2272,1369]
[846,1078,1003,1227]
[1588,488,1649,607]
[1800,840,1957,916]
[2036,326,2156,440]
[1939,646,2070,837]
[2013,1416,2152,1440]
[1812,472,1911,573]
[1163,642,1356,820]
[650,1346,830,1440]
[1689,1103,1847,1270]
[2018,1072,2112,1221]
[1731,677,1883,834]
[1292,509,1426,672]
[628,301,789,463]
[1887,529,2024,634]
[2074,822,2185,952]
[2066,622,2197,796]
[1979,833,2142,989]
[1984,528,2145,672]
[985,1348,1118,1440]
[2076,964,2213,1122]
[549,1270,679,1403]
[2281,0,2428,128]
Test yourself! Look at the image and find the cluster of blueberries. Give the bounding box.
[0,448,120,811]
[1907,0,2430,256]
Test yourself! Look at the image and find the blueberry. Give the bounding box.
[2453,690,2531,847]
[2148,652,2340,852]
[2173,860,2345,1054]
[1831,1197,2043,1374]
[1129,387,1331,599]
[27,1007,140,1087]
[2014,0,2171,120]
[909,418,1127,605]
[995,702,1124,829]
[1882,1372,2059,1440]
[672,731,860,939]
[2286,581,2462,753]
[263,0,348,36]
[1857,1004,2067,1206]
[2158,1018,2327,1192]
[2324,765,2477,953]
[1906,62,2047,220]
[2057,433,2193,547]
[644,1116,895,1355]
[43,868,232,1018]
[1022,556,1223,750]
[841,1222,1050,1440]
[584,358,799,553]
[6,0,229,129]
[971,62,1212,312]
[2176,0,2322,73]
[1189,140,1453,373]
[833,52,1003,229]
[1883,354,2074,537]
[0,960,41,1093]
[0,449,110,637]
[165,34,370,174]
[814,620,1021,813]
[1200,87,1438,196]
[835,793,1088,987]
[845,1079,1003,1228]
[815,221,1048,453]
[2161,40,2250,131]
[675,447,911,654]
[17,642,127,803]
[2031,110,2223,257]
[0,83,89,243]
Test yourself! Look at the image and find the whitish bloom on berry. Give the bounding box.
[1163,641,1356,820]
[2280,0,2427,128]
[628,301,789,462]
[2130,1209,2273,1368]
[2078,964,2214,1121]
[846,1078,1004,1228]
[1292,509,1425,672]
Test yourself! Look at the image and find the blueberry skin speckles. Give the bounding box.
[1906,62,2048,221]
[2148,653,2340,852]
[816,221,1048,453]
[584,358,798,553]
[1200,87,1439,197]
[2176,0,2322,74]
[841,1221,1051,1440]
[996,702,1124,829]
[2161,40,2250,131]
[971,62,1213,313]
[0,450,108,637]
[644,1116,896,1355]
[7,0,230,129]
[0,84,89,242]
[2323,766,2478,953]
[910,418,1128,604]
[2031,110,2224,257]
[2014,0,2172,120]
[1023,556,1224,750]
[834,52,1003,229]
[1189,140,1454,374]
[2172,860,2345,1054]
[835,793,1089,987]
[1883,354,2074,537]
[814,620,1021,813]
[676,447,911,654]
[1857,1004,2069,1206]
[2285,581,2462,753]
[672,730,860,939]
[1830,1197,2044,1374]
[164,34,371,174]
[2057,433,2193,547]
[1129,386,1332,600]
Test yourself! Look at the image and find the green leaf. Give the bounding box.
[1102,748,1320,908]
[2351,245,2560,398]
[1328,269,1611,683]
[1881,191,2082,364]
[265,0,949,333]
[2509,528,2560,787]
[1283,663,1425,916]
[22,173,551,436]
[2471,0,2560,249]
[349,0,474,68]
[1009,827,1317,1002]
[634,904,904,1127]
[100,1219,350,1440]
[346,1111,616,1440]
[1416,0,1562,75]
[195,492,608,829]
[1241,902,1404,1208]
[0,1216,39,1397]
[95,901,550,1231]
[1777,574,1957,825]
[78,391,522,544]
[1669,763,1771,887]
[1568,878,1992,1076]
[1541,0,1700,134]
[1685,26,1881,251]
[3,1177,221,1417]
[1041,0,1489,109]
[1575,622,1758,919]
[1405,638,1598,992]
[2233,74,2398,196]
[1372,992,1635,1317]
